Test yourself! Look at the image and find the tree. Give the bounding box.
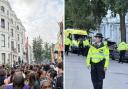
[65,0,107,32]
[43,42,51,60]
[91,0,107,30]
[33,36,43,62]
[106,0,128,42]
[65,0,92,30]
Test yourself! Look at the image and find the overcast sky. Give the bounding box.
[8,0,64,44]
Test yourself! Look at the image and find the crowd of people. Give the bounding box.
[0,62,63,89]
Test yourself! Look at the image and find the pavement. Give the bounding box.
[65,53,128,89]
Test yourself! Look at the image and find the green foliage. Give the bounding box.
[106,0,128,15]
[33,36,43,61]
[43,42,51,60]
[66,0,128,41]
[65,0,107,30]
[91,0,107,29]
[33,37,51,62]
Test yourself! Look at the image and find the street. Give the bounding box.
[65,53,128,89]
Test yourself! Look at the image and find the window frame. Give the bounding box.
[1,18,5,28]
[1,34,5,47]
[1,6,5,13]
[1,53,6,64]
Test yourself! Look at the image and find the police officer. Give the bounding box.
[86,33,109,89]
[78,37,84,56]
[83,36,90,56]
[64,34,71,56]
[117,41,127,63]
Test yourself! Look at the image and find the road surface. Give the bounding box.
[65,53,128,89]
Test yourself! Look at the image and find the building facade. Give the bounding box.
[99,13,128,44]
[0,0,25,66]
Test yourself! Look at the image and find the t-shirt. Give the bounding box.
[5,84,29,89]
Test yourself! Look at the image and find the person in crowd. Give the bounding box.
[4,69,15,86]
[55,62,63,89]
[5,72,29,89]
[47,69,57,89]
[29,72,40,89]
[40,80,52,89]
[0,65,6,86]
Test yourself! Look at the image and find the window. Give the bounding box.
[8,54,10,63]
[1,53,6,64]
[1,34,5,47]
[8,37,10,48]
[8,22,9,31]
[7,10,9,15]
[17,34,20,41]
[22,39,23,44]
[18,44,20,53]
[1,19,5,28]
[11,29,14,37]
[11,19,13,24]
[11,41,14,51]
[17,26,19,30]
[1,6,5,13]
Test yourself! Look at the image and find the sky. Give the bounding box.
[8,0,64,44]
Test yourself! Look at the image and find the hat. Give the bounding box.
[94,33,103,38]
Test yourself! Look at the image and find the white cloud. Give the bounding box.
[8,0,64,44]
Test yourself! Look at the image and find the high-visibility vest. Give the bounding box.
[126,44,128,50]
[72,40,78,47]
[83,40,90,46]
[64,37,71,45]
[117,42,127,51]
[86,43,109,68]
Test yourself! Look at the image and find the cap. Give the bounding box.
[94,33,103,38]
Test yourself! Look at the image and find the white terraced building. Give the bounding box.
[99,14,128,44]
[0,0,26,66]
[90,11,128,44]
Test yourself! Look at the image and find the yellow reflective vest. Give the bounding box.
[83,40,90,46]
[86,43,109,68]
[117,42,127,51]
[64,37,71,46]
[126,44,128,50]
[72,40,79,47]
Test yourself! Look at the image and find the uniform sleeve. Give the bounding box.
[104,47,110,68]
[86,47,92,66]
